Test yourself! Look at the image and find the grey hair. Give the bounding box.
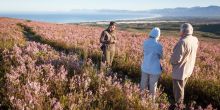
[180,23,193,35]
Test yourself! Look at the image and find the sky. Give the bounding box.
[0,0,220,12]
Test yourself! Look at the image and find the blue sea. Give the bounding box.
[0,13,158,23]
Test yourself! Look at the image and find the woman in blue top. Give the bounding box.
[140,27,163,101]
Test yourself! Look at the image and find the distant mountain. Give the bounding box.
[148,6,220,17]
[69,6,220,17]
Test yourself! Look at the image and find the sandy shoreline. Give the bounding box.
[75,19,186,25]
[95,20,185,24]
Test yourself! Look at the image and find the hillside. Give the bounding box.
[149,6,220,17]
[0,17,220,109]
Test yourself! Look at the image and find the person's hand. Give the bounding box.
[112,40,116,44]
[105,40,111,44]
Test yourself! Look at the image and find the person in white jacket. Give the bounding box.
[140,27,163,101]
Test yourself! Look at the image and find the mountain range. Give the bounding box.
[149,6,220,17]
[70,6,220,17]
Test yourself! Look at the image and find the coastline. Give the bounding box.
[95,20,185,24]
[73,16,220,25]
[69,17,186,25]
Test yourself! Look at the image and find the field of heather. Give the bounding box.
[23,19,220,82]
[0,17,220,109]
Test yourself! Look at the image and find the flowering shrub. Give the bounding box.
[0,18,26,49]
[0,41,169,109]
[22,19,220,108]
[23,21,220,82]
[0,18,219,109]
[2,42,74,109]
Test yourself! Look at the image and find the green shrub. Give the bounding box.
[159,74,220,108]
[102,87,128,110]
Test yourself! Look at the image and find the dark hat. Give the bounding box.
[109,21,116,26]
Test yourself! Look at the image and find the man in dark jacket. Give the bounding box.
[100,21,117,67]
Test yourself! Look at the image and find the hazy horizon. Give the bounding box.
[0,0,220,13]
[0,5,220,14]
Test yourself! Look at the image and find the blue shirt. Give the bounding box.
[141,38,163,75]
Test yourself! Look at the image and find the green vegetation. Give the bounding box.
[0,18,220,109]
[89,22,220,39]
[20,22,220,108]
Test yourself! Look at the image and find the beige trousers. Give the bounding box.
[172,78,188,104]
[140,72,160,100]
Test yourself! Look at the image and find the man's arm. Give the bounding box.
[111,33,117,44]
[100,31,110,44]
[170,41,186,65]
[110,38,116,44]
